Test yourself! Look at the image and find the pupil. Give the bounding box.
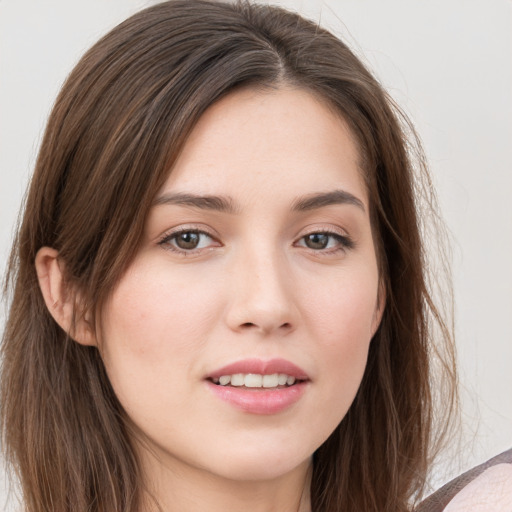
[176,232,199,249]
[306,233,328,249]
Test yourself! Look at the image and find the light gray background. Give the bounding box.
[1,0,511,507]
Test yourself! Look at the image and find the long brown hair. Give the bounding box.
[1,1,457,511]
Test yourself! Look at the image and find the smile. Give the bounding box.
[206,359,309,414]
[211,373,299,388]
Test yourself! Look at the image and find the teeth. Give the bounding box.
[231,374,244,386]
[245,374,262,387]
[262,374,279,388]
[218,375,231,386]
[215,373,299,388]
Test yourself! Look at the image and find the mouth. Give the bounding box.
[205,359,309,414]
[209,373,306,389]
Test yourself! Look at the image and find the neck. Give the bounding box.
[139,449,312,512]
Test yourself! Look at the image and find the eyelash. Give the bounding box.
[295,230,355,253]
[158,228,218,255]
[158,228,355,256]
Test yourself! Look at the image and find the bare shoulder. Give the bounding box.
[416,448,512,512]
[443,463,512,511]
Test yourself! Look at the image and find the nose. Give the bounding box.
[225,246,298,336]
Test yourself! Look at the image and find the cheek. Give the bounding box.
[305,266,380,345]
[103,262,218,349]
[98,260,225,398]
[97,261,227,434]
[301,267,379,422]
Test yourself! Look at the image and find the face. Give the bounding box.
[99,87,383,484]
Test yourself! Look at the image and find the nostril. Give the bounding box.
[234,319,295,334]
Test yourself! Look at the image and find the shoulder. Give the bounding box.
[416,448,512,512]
[443,463,512,511]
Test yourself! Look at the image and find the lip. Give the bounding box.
[206,381,307,415]
[207,358,309,380]
[205,358,309,415]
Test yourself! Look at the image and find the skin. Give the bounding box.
[444,464,512,512]
[417,449,512,511]
[36,87,384,512]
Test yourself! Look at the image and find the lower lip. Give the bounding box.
[206,381,308,415]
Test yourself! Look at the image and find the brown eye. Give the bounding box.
[296,231,354,252]
[304,233,330,250]
[159,230,217,253]
[175,232,201,250]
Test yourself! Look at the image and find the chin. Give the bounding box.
[201,444,312,482]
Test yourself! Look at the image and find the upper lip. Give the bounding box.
[207,358,309,380]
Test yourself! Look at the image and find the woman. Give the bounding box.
[1,1,459,511]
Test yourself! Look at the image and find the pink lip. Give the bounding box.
[207,358,309,380]
[206,381,307,415]
[205,358,309,415]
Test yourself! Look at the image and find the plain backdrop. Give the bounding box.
[1,0,511,507]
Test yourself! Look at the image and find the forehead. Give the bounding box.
[159,86,367,210]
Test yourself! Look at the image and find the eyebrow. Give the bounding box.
[153,192,239,214]
[153,189,365,214]
[291,190,366,213]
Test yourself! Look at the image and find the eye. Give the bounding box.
[296,231,354,252]
[159,229,218,253]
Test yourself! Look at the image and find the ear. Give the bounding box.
[35,247,97,346]
[371,279,386,338]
